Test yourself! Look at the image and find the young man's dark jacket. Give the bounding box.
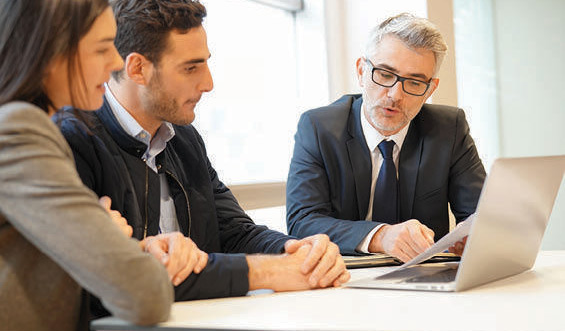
[55,99,292,317]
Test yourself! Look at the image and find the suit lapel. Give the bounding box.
[346,97,372,219]
[398,114,423,221]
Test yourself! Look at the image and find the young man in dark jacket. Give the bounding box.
[56,0,349,319]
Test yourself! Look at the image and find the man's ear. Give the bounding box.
[426,78,440,98]
[355,57,365,88]
[124,52,153,85]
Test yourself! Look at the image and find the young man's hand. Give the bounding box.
[140,232,208,286]
[284,234,350,287]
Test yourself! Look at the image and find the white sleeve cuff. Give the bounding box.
[355,224,384,253]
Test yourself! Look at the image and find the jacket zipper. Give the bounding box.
[143,165,149,238]
[165,170,192,238]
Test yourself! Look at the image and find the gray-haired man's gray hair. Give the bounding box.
[365,13,448,76]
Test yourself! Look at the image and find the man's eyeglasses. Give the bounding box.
[364,58,431,96]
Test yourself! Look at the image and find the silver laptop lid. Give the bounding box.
[455,155,565,291]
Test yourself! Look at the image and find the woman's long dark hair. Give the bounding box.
[0,0,109,112]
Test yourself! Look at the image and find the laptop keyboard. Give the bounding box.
[405,267,458,283]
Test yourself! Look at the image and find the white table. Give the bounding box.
[92,250,565,331]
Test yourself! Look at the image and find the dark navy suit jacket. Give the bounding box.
[286,94,486,254]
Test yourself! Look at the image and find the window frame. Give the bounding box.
[247,0,303,12]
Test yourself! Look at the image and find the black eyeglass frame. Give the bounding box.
[364,58,432,96]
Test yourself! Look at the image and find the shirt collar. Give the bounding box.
[104,84,175,148]
[360,106,410,152]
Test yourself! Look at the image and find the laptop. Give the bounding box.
[347,155,565,292]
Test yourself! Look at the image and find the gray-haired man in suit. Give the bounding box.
[286,13,486,262]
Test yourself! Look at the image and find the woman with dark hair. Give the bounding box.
[0,1,175,329]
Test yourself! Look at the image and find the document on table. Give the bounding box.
[399,216,474,269]
[343,253,400,269]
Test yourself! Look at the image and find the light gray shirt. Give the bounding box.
[105,86,180,233]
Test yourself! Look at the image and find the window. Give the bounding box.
[196,0,306,185]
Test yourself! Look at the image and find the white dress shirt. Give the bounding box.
[355,108,409,253]
[105,85,180,233]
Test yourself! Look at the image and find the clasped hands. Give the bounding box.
[282,234,350,289]
[100,196,349,290]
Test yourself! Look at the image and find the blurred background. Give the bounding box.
[194,0,565,249]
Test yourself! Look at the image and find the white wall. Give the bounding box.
[491,0,565,249]
[453,0,499,170]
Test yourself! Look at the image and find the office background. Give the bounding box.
[191,0,564,248]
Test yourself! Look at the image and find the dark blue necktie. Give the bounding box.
[372,140,398,223]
